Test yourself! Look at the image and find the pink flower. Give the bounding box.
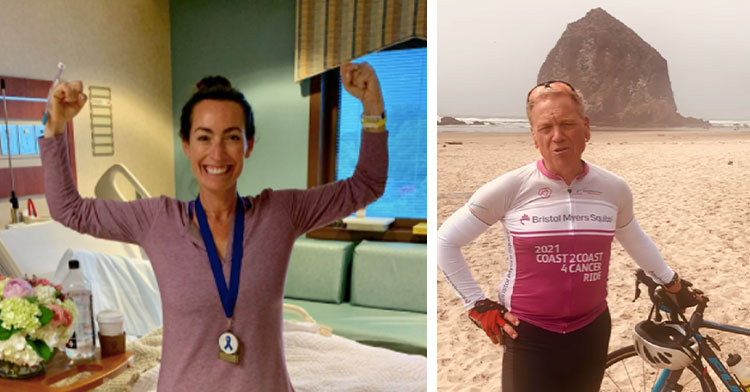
[2,278,35,299]
[46,304,74,328]
[27,275,51,287]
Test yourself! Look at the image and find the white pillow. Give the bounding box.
[0,220,145,280]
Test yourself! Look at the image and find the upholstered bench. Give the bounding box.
[284,237,354,304]
[350,240,427,313]
[283,238,427,355]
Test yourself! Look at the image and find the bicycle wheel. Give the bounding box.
[601,345,716,392]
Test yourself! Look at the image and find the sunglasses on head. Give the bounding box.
[526,80,576,103]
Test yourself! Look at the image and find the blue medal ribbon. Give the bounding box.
[195,193,244,321]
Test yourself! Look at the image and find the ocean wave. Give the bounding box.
[439,116,750,131]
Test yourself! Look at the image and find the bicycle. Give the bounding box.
[601,269,750,392]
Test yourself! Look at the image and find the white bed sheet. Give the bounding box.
[284,321,427,392]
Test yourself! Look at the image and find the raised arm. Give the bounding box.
[284,62,388,234]
[41,81,160,244]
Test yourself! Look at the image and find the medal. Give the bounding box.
[195,194,245,364]
[218,319,241,363]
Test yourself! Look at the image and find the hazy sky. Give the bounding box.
[438,1,750,120]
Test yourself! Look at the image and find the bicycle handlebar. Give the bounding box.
[634,269,684,323]
[633,269,708,323]
[634,269,662,304]
[634,269,659,289]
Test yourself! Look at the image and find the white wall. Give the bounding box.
[0,0,173,228]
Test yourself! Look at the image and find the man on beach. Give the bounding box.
[436,80,702,392]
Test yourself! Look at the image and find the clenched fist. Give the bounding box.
[44,81,87,137]
[341,62,385,116]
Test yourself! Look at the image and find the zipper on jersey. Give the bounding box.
[563,186,574,334]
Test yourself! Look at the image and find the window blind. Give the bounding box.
[295,0,427,82]
[336,47,426,219]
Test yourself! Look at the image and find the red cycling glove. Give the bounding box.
[468,299,507,338]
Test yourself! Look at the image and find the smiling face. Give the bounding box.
[181,99,254,195]
[529,94,590,182]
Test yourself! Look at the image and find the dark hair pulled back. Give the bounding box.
[179,75,255,142]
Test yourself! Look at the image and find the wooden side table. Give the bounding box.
[0,350,133,392]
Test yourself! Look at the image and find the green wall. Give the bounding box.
[170,1,310,200]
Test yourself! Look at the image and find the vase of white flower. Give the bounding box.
[0,275,77,380]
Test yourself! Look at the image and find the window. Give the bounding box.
[336,47,427,219]
[1,122,46,156]
[305,40,426,243]
[0,75,76,199]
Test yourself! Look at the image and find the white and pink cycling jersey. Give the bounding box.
[438,160,674,334]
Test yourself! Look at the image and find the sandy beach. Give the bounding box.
[437,130,750,391]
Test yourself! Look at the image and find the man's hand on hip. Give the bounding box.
[468,299,520,345]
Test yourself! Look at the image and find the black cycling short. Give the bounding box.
[502,307,611,392]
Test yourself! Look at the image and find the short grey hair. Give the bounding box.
[526,87,586,127]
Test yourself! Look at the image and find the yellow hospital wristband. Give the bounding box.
[361,112,386,130]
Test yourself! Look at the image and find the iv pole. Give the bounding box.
[1,79,21,224]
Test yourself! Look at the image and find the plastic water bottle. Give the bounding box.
[62,260,96,360]
[727,353,750,391]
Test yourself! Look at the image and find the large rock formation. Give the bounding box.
[537,8,709,128]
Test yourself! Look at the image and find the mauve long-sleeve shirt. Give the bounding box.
[40,130,388,391]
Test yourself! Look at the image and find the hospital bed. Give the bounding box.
[0,215,426,391]
[0,162,425,390]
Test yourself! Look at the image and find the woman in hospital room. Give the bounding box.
[39,63,387,391]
